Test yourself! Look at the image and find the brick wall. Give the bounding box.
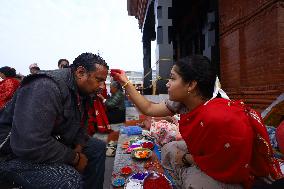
[219,0,284,112]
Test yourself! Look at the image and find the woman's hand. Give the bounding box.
[110,69,129,85]
[182,153,195,166]
[174,149,185,166]
[174,149,195,166]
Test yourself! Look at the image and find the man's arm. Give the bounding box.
[10,77,76,164]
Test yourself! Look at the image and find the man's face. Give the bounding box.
[30,67,39,74]
[75,64,108,95]
[59,61,69,69]
[0,72,6,80]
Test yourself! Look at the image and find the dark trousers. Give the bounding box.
[107,108,126,124]
[0,138,106,189]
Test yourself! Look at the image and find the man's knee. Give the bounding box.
[85,138,106,156]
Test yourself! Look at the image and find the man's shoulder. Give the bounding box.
[21,70,71,91]
[21,72,55,86]
[20,76,60,95]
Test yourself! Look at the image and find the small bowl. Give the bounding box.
[129,144,141,149]
[143,172,173,189]
[129,172,149,181]
[131,148,152,159]
[121,166,132,175]
[112,177,125,187]
[141,141,154,150]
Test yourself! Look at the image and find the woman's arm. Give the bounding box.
[113,71,173,117]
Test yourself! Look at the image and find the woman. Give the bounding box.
[98,81,126,124]
[111,55,282,189]
[0,66,20,109]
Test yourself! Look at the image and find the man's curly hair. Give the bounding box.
[71,52,109,72]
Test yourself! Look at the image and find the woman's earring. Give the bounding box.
[187,90,191,94]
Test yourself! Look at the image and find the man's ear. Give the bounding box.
[75,66,87,79]
[187,80,197,93]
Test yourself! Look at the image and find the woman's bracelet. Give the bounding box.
[122,80,131,88]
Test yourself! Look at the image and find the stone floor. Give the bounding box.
[93,106,141,189]
[93,123,122,189]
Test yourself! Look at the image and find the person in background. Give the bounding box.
[0,66,20,109]
[98,80,126,124]
[0,52,108,189]
[58,59,70,69]
[29,63,40,74]
[111,55,283,189]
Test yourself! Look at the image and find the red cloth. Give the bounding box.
[276,120,284,154]
[0,77,20,109]
[85,98,111,135]
[84,83,111,135]
[179,98,282,188]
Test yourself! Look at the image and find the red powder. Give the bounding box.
[143,174,172,189]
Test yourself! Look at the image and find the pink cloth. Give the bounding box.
[150,119,182,147]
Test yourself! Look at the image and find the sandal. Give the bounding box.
[106,146,116,157]
[107,140,118,148]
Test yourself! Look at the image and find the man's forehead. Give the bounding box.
[90,64,108,79]
[94,64,108,71]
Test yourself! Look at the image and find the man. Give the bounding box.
[58,58,70,69]
[29,63,40,74]
[98,81,126,124]
[0,52,108,189]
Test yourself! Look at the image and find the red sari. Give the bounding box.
[179,98,282,188]
[0,77,20,109]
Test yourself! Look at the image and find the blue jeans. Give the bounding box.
[0,138,106,189]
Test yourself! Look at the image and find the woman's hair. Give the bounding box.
[110,81,123,91]
[174,55,216,99]
[0,66,16,77]
[70,52,109,72]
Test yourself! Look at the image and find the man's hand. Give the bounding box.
[75,152,88,173]
[97,94,105,101]
[74,144,83,153]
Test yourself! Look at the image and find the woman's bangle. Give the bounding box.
[122,80,131,88]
